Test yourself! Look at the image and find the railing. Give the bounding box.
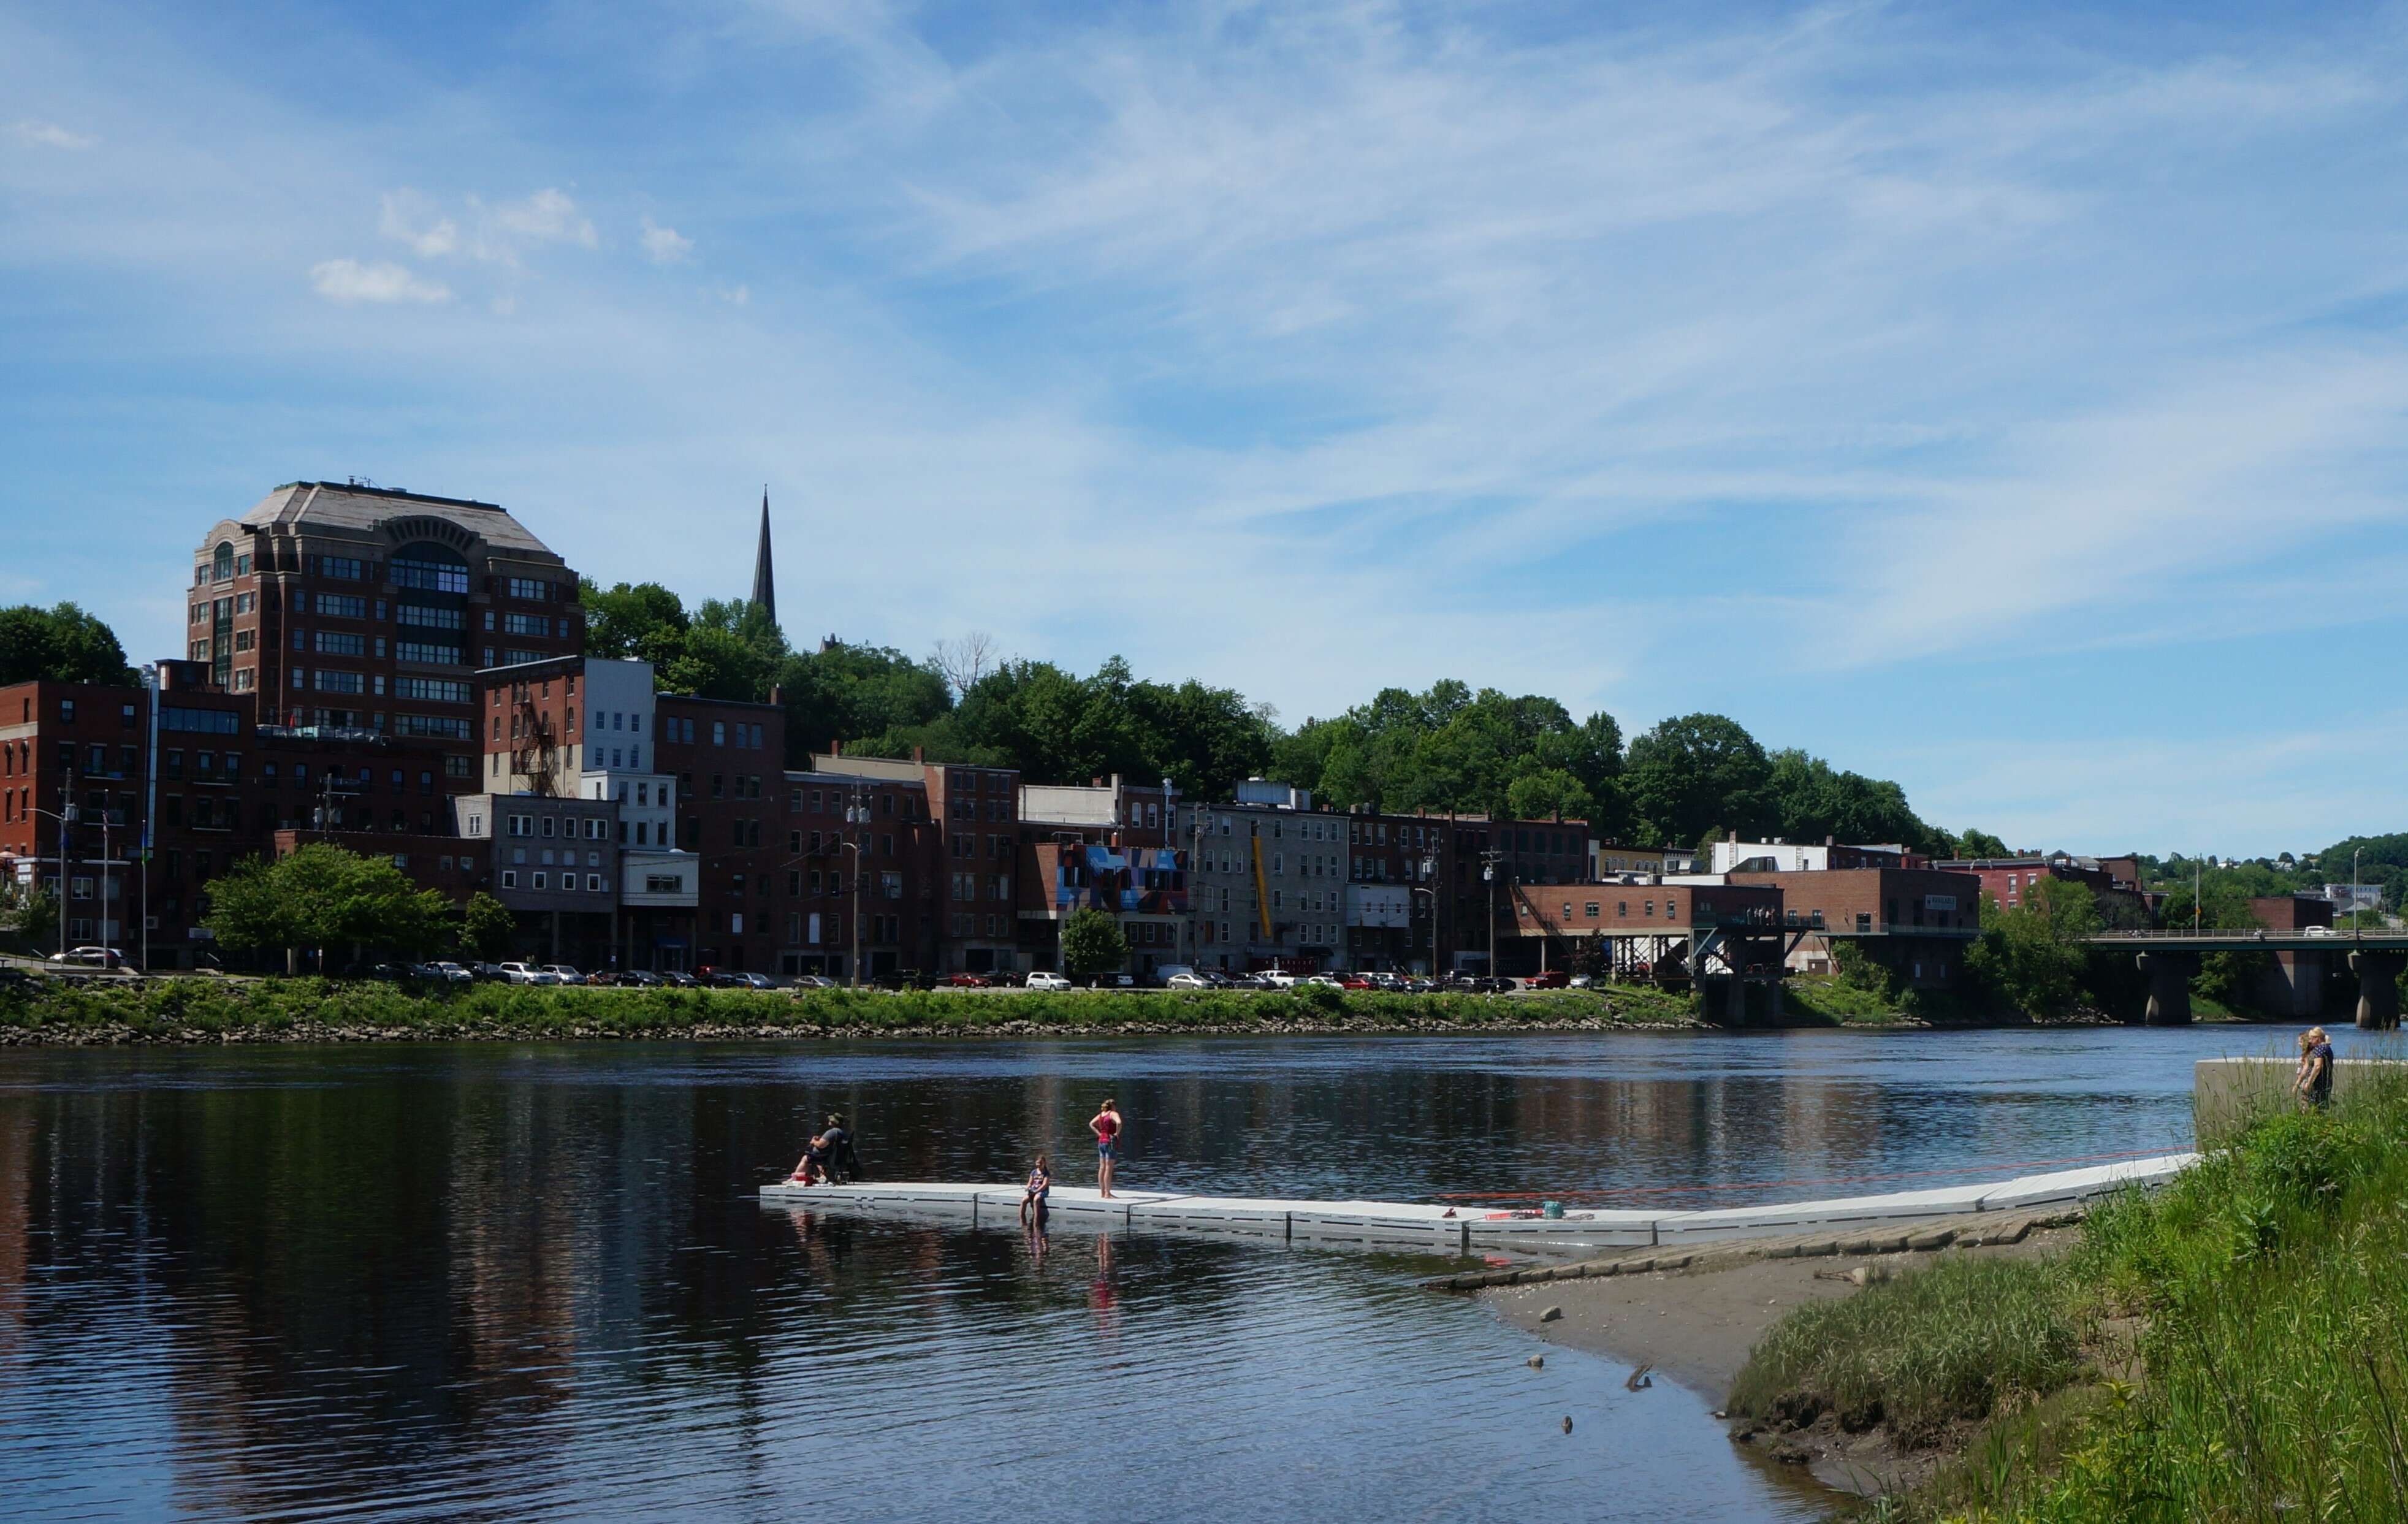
[2090,928,2401,942]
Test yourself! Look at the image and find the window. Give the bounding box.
[318,555,365,581]
[314,669,364,694]
[587,874,604,893]
[395,604,463,630]
[395,641,462,666]
[58,699,75,723]
[532,872,547,890]
[503,612,547,636]
[394,676,472,704]
[712,722,726,745]
[315,631,365,655]
[315,593,367,618]
[507,577,551,601]
[392,555,468,594]
[160,706,238,734]
[395,715,471,740]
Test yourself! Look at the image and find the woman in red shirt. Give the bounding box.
[1091,1099,1123,1199]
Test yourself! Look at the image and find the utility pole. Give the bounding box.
[141,663,158,973]
[845,780,869,987]
[1482,845,1503,978]
[44,769,78,959]
[2353,847,2362,942]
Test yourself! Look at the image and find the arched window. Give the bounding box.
[392,541,470,595]
[211,541,234,582]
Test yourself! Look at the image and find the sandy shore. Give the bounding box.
[1482,1221,2079,1495]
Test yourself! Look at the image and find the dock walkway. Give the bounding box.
[758,1153,2195,1254]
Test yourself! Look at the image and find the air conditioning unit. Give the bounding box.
[145,916,161,930]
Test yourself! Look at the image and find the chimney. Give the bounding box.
[1728,828,1739,842]
[769,685,783,707]
[912,746,924,763]
[830,739,842,756]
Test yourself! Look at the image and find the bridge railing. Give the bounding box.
[2089,928,2391,942]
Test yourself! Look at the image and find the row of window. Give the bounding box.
[505,812,611,840]
[498,869,609,893]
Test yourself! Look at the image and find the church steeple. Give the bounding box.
[750,487,776,626]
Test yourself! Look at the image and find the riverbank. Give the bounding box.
[0,976,1710,1044]
[1679,1066,2408,1520]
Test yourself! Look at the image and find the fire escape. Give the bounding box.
[512,695,558,796]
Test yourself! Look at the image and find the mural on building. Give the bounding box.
[1055,845,1187,915]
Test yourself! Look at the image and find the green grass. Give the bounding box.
[1728,1255,2084,1446]
[1734,1051,2408,1522]
[0,975,1704,1040]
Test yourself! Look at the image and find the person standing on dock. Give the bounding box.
[2296,1027,2334,1109]
[1091,1099,1123,1198]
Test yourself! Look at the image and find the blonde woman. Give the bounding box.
[2295,1026,2334,1109]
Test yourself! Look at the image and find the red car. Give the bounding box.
[1522,970,1569,989]
[945,972,993,988]
[1339,975,1376,991]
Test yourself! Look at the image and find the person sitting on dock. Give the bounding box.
[1020,1154,1053,1225]
[790,1130,836,1185]
[1091,1099,1123,1200]
[820,1113,860,1183]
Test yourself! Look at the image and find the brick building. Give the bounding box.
[1722,866,1984,986]
[1342,810,1449,973]
[189,481,580,753]
[1019,776,1189,977]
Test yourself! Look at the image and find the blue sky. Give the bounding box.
[5,1,2407,859]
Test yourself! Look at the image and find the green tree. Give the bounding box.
[0,602,135,686]
[1059,907,1129,981]
[202,844,453,972]
[1625,714,1774,847]
[1967,879,2103,1015]
[580,579,692,669]
[1952,828,2011,859]
[458,892,517,961]
[1505,768,1597,823]
[13,888,58,949]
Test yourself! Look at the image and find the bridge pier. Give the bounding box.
[2349,950,2404,1030]
[2136,951,2198,1026]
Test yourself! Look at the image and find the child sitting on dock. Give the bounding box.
[1020,1154,1053,1225]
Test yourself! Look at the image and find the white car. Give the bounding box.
[427,961,474,984]
[1262,972,1300,989]
[1165,972,1210,989]
[1025,971,1075,991]
[541,964,585,984]
[47,945,123,969]
[497,962,555,985]
[2302,925,2336,937]
[1305,975,1344,989]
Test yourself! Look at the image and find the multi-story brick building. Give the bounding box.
[1721,866,1983,985]
[1019,776,1189,977]
[1444,813,1592,974]
[787,751,943,981]
[188,481,580,753]
[1342,809,1449,973]
[1180,780,1351,973]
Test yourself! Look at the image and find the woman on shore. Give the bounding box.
[2296,1026,2334,1109]
[1091,1099,1123,1199]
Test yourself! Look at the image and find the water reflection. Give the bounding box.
[0,1027,2328,1521]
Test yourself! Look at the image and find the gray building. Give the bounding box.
[1179,779,1353,973]
[455,790,620,964]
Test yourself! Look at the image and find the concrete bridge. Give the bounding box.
[2089,930,2408,1029]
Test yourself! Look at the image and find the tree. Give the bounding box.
[777,641,954,764]
[0,603,135,687]
[12,888,58,949]
[1059,908,1129,981]
[202,844,453,972]
[1505,768,1597,823]
[580,580,691,669]
[930,631,1000,699]
[1625,714,1774,847]
[459,892,517,961]
[1953,828,2011,859]
[1967,879,2103,1014]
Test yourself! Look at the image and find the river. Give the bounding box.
[0,1024,2372,1522]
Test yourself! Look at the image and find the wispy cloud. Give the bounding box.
[10,118,95,150]
[378,189,458,257]
[307,257,451,305]
[639,215,693,265]
[492,187,595,248]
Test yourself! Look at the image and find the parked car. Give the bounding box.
[617,969,662,988]
[47,945,123,969]
[945,972,993,988]
[1339,975,1376,991]
[1304,974,1344,989]
[658,970,699,988]
[1165,972,1211,989]
[495,962,551,985]
[791,973,839,989]
[1261,972,1300,989]
[725,971,779,991]
[1151,964,1198,988]
[1225,974,1270,990]
[1025,971,1075,991]
[426,961,474,985]
[1568,974,1594,989]
[541,964,585,985]
[1522,970,1569,990]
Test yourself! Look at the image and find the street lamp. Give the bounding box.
[2353,847,2362,942]
[28,801,77,960]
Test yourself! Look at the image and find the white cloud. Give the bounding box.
[10,118,95,150]
[716,283,750,305]
[493,188,596,248]
[307,258,452,305]
[378,189,459,257]
[639,215,693,265]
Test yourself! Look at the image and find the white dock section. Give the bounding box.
[758,1153,2196,1254]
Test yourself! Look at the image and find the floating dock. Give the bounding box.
[758,1153,2196,1254]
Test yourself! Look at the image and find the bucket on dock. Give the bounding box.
[1541,1200,1563,1219]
